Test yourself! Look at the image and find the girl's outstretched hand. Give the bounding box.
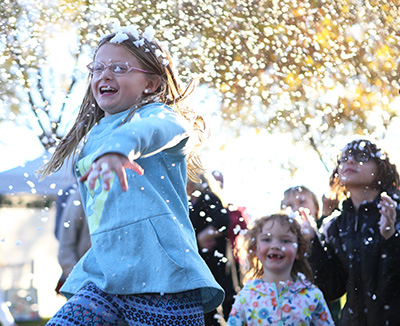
[79,153,144,191]
[379,192,397,240]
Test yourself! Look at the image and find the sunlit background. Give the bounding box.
[0,0,400,320]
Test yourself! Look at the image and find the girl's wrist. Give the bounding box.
[382,229,395,240]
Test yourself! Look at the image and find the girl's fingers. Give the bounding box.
[80,163,101,189]
[79,170,90,183]
[79,154,144,191]
[113,160,144,192]
[379,196,396,239]
[79,162,95,182]
[380,214,396,239]
[87,169,100,189]
[379,207,395,225]
[125,161,144,176]
[300,210,310,223]
[381,194,396,210]
[379,195,396,220]
[114,167,128,192]
[100,162,114,190]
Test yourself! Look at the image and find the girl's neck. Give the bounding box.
[262,273,293,289]
[348,186,380,210]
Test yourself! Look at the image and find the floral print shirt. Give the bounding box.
[227,278,334,326]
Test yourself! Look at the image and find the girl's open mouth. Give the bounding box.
[267,254,283,259]
[100,86,118,94]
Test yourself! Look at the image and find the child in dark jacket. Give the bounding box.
[309,139,400,326]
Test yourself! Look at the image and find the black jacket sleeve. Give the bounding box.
[309,231,348,301]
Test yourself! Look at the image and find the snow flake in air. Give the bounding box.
[110,31,129,44]
[143,26,155,42]
[133,38,145,48]
[155,49,163,57]
[121,25,139,39]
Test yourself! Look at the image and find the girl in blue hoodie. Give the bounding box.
[40,23,223,326]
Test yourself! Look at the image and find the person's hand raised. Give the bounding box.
[80,153,144,191]
[379,192,397,240]
[321,194,339,217]
[296,208,317,242]
[197,225,219,252]
[282,207,317,242]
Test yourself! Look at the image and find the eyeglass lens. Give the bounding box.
[89,62,129,75]
[339,151,370,163]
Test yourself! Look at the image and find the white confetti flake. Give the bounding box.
[110,31,129,43]
[233,224,241,235]
[155,49,163,57]
[143,26,155,42]
[133,38,145,48]
[121,25,139,39]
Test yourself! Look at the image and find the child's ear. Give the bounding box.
[145,76,161,93]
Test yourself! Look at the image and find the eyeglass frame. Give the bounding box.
[337,150,372,164]
[86,61,153,76]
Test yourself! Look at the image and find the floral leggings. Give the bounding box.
[46,283,205,326]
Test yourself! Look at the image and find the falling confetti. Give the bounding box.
[0,0,399,157]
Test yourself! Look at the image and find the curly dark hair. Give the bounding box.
[329,139,400,201]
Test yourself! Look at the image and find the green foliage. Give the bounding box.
[0,194,55,208]
[19,318,50,326]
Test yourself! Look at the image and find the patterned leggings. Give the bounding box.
[46,283,205,326]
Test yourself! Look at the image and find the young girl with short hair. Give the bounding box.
[310,139,400,326]
[281,185,319,222]
[39,23,223,325]
[227,213,333,325]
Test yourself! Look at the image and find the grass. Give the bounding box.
[17,319,50,326]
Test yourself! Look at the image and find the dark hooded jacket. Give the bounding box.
[309,194,400,326]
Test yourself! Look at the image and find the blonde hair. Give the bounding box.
[38,31,207,181]
[243,213,313,283]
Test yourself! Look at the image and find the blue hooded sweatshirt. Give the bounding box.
[61,103,224,313]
